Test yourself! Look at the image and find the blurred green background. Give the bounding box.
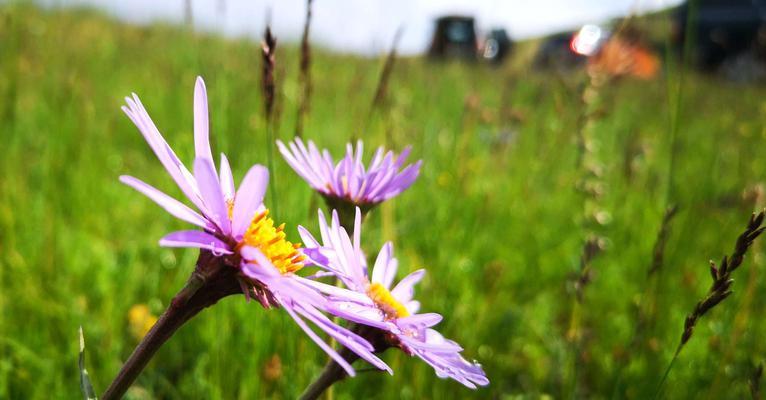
[3,3,766,399]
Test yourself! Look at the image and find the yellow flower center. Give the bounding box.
[367,282,410,320]
[239,209,305,274]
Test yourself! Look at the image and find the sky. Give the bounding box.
[49,0,684,55]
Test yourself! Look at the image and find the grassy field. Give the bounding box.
[3,4,766,399]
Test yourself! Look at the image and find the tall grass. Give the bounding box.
[2,4,766,399]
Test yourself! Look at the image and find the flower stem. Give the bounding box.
[299,346,358,400]
[102,254,241,400]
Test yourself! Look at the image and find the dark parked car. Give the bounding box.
[428,16,478,61]
[428,16,514,65]
[534,24,660,79]
[673,0,766,70]
[482,28,513,64]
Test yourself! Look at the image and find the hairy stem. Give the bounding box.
[102,254,241,400]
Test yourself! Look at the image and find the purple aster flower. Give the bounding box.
[277,138,422,222]
[297,208,489,389]
[119,76,389,377]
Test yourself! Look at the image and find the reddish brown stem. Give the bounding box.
[102,253,241,400]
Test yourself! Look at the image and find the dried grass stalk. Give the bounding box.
[654,210,765,398]
[261,26,277,120]
[295,0,312,138]
[647,205,679,276]
[679,211,765,347]
[370,26,404,115]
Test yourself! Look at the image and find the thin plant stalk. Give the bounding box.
[295,0,312,138]
[261,26,279,219]
[567,64,608,398]
[750,363,763,400]
[361,26,404,141]
[567,236,603,398]
[610,205,678,399]
[369,26,403,114]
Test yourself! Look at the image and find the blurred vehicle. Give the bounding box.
[428,15,478,61]
[533,31,587,70]
[585,25,661,79]
[482,28,513,64]
[673,0,766,71]
[535,24,660,79]
[673,0,766,81]
[428,16,513,64]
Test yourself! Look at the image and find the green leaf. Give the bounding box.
[79,327,98,400]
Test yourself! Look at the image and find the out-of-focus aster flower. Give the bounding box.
[297,208,489,388]
[119,77,389,376]
[277,138,421,219]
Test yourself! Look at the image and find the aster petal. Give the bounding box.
[371,242,394,286]
[239,246,326,306]
[397,312,443,329]
[399,331,463,354]
[159,230,233,255]
[232,164,269,238]
[119,175,211,229]
[365,164,398,202]
[219,153,235,201]
[278,140,325,190]
[121,97,208,214]
[304,270,337,279]
[194,77,216,176]
[381,257,399,289]
[294,276,373,305]
[414,348,488,389]
[317,209,332,245]
[331,211,367,287]
[406,300,421,314]
[327,301,389,330]
[194,157,231,235]
[297,225,321,248]
[390,269,426,303]
[368,146,385,171]
[299,246,333,269]
[352,207,363,275]
[294,139,325,182]
[280,302,357,377]
[296,303,392,374]
[385,160,422,199]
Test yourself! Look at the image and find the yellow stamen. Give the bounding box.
[241,209,304,274]
[367,282,410,320]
